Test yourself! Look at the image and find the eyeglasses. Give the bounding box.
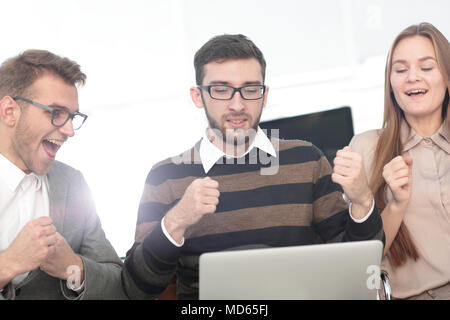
[198,84,266,100]
[13,96,88,130]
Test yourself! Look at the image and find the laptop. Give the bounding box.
[199,240,383,300]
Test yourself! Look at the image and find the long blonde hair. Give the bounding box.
[371,22,450,267]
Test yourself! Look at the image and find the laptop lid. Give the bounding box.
[199,240,383,300]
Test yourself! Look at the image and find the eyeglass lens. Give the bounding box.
[210,85,264,100]
[52,110,84,129]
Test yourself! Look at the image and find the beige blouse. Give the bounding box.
[350,120,450,299]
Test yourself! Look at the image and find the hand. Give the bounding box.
[40,232,84,282]
[382,156,413,206]
[164,177,220,243]
[2,217,57,278]
[332,146,373,219]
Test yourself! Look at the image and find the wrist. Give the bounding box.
[0,252,18,288]
[353,191,373,211]
[350,195,374,220]
[386,200,409,216]
[75,256,85,283]
[165,207,188,243]
[68,255,84,282]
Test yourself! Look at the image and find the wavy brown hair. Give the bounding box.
[371,22,450,267]
[0,49,86,99]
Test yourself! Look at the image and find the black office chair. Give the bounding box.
[260,106,354,166]
[381,270,392,300]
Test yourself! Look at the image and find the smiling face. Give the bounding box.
[191,58,268,150]
[11,72,79,174]
[390,35,447,128]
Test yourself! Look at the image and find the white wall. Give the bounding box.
[1,0,449,256]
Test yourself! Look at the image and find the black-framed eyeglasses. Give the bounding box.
[198,84,266,100]
[13,96,88,130]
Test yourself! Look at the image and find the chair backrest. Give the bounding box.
[260,106,354,166]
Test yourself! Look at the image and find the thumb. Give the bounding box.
[404,156,413,167]
[35,216,53,226]
[404,157,413,187]
[343,146,352,152]
[54,232,64,242]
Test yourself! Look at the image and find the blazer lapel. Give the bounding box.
[47,162,68,234]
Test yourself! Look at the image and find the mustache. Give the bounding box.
[222,113,252,120]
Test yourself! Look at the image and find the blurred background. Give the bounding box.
[1,0,448,257]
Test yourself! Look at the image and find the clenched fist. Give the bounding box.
[164,177,220,244]
[332,146,373,219]
[40,232,84,282]
[383,156,413,205]
[1,217,57,279]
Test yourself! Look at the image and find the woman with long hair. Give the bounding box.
[349,22,449,299]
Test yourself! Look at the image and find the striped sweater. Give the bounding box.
[122,138,384,299]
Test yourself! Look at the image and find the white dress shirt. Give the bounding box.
[0,153,50,285]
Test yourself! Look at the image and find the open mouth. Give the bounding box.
[42,139,63,159]
[226,118,248,128]
[405,89,428,97]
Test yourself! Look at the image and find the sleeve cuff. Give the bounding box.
[349,197,375,223]
[66,279,85,294]
[161,217,185,247]
[0,283,13,300]
[143,220,182,269]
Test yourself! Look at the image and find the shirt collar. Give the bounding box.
[199,126,277,174]
[0,153,43,192]
[401,119,450,154]
[400,120,422,152]
[431,121,450,154]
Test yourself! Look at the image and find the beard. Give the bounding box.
[203,102,263,148]
[12,113,52,175]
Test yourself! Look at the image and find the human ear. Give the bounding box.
[0,96,20,126]
[190,86,204,109]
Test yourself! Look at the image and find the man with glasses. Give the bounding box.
[122,34,385,299]
[0,50,126,299]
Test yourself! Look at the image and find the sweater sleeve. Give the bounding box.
[310,146,385,246]
[121,164,181,299]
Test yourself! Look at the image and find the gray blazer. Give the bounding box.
[1,161,127,300]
